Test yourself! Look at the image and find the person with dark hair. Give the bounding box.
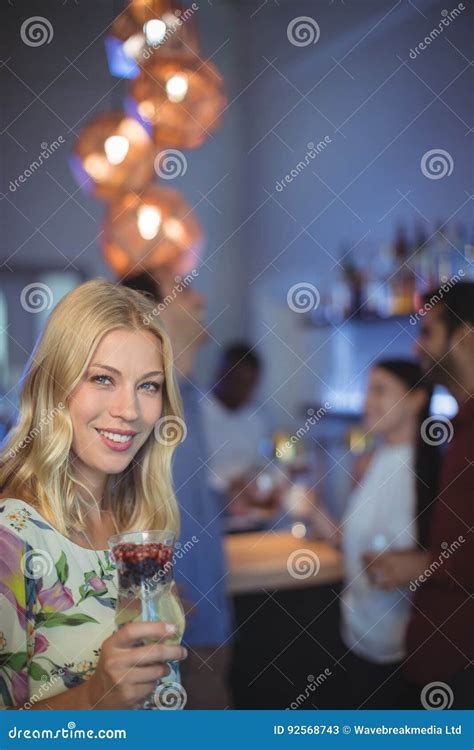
[311,359,438,708]
[201,342,279,522]
[202,343,265,490]
[120,269,234,709]
[368,280,474,709]
[121,270,159,299]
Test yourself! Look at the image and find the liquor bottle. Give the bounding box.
[390,225,414,315]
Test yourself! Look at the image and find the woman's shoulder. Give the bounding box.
[0,497,56,540]
[358,445,415,500]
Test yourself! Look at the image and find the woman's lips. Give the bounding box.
[95,429,136,452]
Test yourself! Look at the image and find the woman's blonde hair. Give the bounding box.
[0,278,182,536]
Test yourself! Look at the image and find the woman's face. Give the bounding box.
[364,367,420,437]
[68,328,165,484]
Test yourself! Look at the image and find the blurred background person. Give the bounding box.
[310,359,439,708]
[367,282,474,709]
[202,343,285,528]
[121,269,234,709]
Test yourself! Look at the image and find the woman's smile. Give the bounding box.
[95,427,138,452]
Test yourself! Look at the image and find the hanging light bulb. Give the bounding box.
[103,135,130,165]
[137,205,162,240]
[121,32,146,64]
[129,54,227,149]
[144,18,167,45]
[102,185,203,277]
[70,112,155,201]
[105,2,198,79]
[165,73,188,103]
[105,7,147,79]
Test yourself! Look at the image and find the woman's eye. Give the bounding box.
[91,375,112,385]
[140,382,162,393]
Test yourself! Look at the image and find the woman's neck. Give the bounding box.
[70,490,119,550]
[71,454,107,508]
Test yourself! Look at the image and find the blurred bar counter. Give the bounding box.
[226,532,345,709]
[226,532,343,594]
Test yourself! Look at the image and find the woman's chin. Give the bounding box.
[93,454,134,475]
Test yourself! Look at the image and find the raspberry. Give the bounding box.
[113,542,173,588]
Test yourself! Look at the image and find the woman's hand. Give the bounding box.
[362,549,430,591]
[84,621,187,710]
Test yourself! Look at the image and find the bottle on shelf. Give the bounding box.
[389,224,415,315]
[328,260,353,323]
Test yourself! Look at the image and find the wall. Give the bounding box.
[1,0,472,423]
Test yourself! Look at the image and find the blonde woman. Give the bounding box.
[0,279,187,709]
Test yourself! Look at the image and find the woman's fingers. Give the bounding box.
[128,663,171,684]
[114,621,177,648]
[124,643,187,668]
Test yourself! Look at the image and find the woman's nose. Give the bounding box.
[109,386,139,422]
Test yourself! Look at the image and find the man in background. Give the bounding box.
[202,344,286,526]
[202,344,265,492]
[366,281,473,708]
[121,269,233,709]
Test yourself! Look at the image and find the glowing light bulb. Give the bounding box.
[83,154,108,181]
[123,32,145,60]
[104,135,130,165]
[144,19,166,45]
[164,217,184,242]
[291,522,307,539]
[137,205,161,240]
[165,74,188,103]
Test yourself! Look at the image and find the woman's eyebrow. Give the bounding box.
[89,363,164,378]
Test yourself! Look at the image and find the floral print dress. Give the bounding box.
[0,498,180,709]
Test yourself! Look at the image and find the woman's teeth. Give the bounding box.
[98,430,133,443]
